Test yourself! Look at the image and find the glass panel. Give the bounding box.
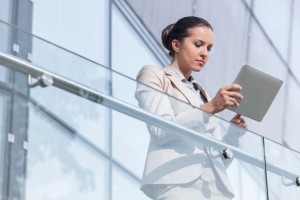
[25,98,110,200]
[0,91,9,198]
[265,138,300,200]
[113,165,150,200]
[220,121,266,199]
[290,0,300,76]
[112,110,149,179]
[30,85,110,154]
[0,20,12,85]
[252,0,292,60]
[0,65,11,84]
[112,5,162,79]
[111,72,148,179]
[30,34,111,93]
[32,0,109,65]
[0,0,11,22]
[244,0,252,7]
[0,15,110,94]
[247,21,288,143]
[0,50,268,199]
[282,78,300,152]
[0,20,11,53]
[6,35,299,199]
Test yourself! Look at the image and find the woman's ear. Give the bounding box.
[171,39,180,53]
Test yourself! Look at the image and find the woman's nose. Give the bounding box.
[200,47,209,58]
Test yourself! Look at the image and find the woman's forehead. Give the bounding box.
[186,26,214,41]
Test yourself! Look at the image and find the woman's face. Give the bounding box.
[172,26,213,78]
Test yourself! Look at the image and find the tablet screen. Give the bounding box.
[226,65,283,122]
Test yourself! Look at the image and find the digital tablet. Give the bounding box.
[227,65,283,122]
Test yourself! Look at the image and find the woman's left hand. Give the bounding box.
[230,114,247,128]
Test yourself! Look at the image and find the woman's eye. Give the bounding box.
[194,42,202,47]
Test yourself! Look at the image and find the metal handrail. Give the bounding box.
[0,51,298,183]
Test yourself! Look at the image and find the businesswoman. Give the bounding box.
[135,16,246,200]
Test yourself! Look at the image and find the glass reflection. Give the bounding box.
[247,21,287,143]
[283,78,300,151]
[0,65,11,84]
[265,138,300,200]
[32,0,109,65]
[30,86,110,154]
[0,19,111,94]
[112,5,162,79]
[25,102,109,200]
[290,0,300,76]
[0,91,9,199]
[113,165,151,200]
[252,0,291,60]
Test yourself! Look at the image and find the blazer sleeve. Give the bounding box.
[135,65,217,145]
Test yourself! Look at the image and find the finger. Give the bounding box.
[225,91,243,100]
[223,84,242,91]
[231,114,241,121]
[231,117,247,128]
[226,97,240,107]
[224,99,237,107]
[237,118,247,127]
[239,123,247,129]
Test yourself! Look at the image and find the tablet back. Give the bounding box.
[227,65,283,122]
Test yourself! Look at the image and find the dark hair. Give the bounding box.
[161,16,213,57]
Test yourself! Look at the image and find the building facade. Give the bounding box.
[0,0,300,199]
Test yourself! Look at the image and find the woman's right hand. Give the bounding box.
[201,84,243,114]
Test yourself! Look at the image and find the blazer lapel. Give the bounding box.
[164,66,199,106]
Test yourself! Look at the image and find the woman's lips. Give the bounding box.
[196,60,205,65]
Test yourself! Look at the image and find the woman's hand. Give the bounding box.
[230,114,247,128]
[201,84,243,114]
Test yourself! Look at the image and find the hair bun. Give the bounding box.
[161,23,174,51]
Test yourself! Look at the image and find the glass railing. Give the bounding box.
[0,19,110,94]
[0,20,299,200]
[264,138,300,200]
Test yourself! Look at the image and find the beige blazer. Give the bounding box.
[136,65,236,199]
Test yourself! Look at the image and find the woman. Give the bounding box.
[135,16,246,200]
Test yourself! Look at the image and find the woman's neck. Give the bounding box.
[171,60,191,79]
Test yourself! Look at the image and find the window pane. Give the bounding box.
[290,0,300,75]
[25,97,110,200]
[247,21,287,143]
[112,71,149,179]
[112,165,151,200]
[193,0,250,94]
[283,78,300,151]
[0,0,11,22]
[30,85,110,154]
[112,5,161,79]
[0,65,10,84]
[32,0,109,65]
[0,91,9,198]
[0,20,12,85]
[252,0,292,60]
